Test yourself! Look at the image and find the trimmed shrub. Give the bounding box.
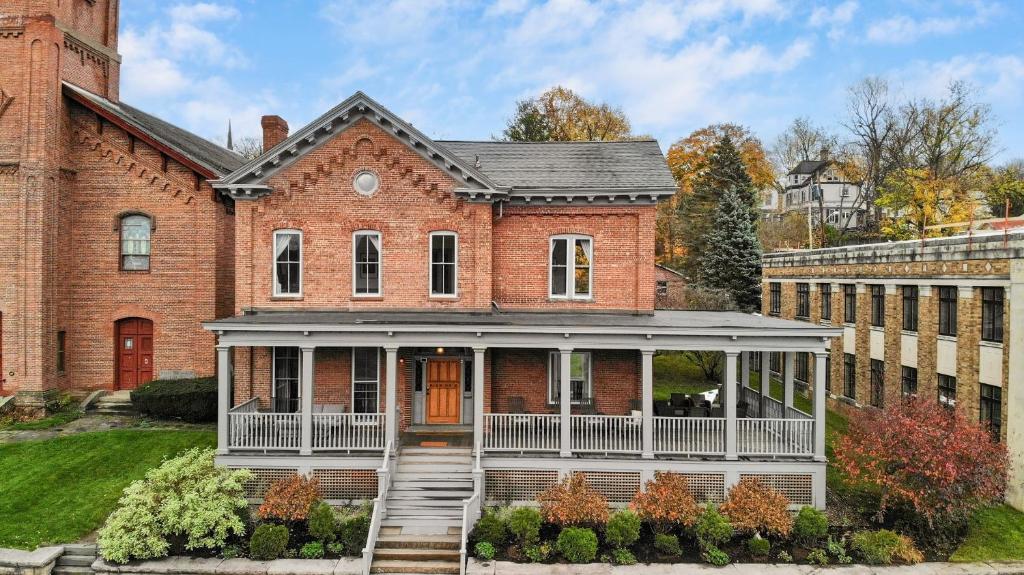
[630,472,700,532]
[807,549,829,566]
[556,527,598,563]
[694,505,733,549]
[257,474,321,522]
[249,524,289,561]
[130,377,217,422]
[702,545,730,566]
[221,544,242,560]
[719,478,792,537]
[538,474,609,527]
[507,507,542,545]
[524,543,552,563]
[610,548,637,565]
[746,535,770,557]
[98,448,252,563]
[327,542,344,556]
[793,506,828,545]
[300,541,324,559]
[308,502,336,543]
[653,533,681,556]
[605,510,641,550]
[474,541,496,561]
[337,512,371,555]
[472,511,508,547]
[850,530,923,565]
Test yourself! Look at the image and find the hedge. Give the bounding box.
[130,377,217,422]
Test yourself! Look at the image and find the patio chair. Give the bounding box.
[508,396,527,414]
[577,397,599,415]
[629,399,642,412]
[321,404,344,414]
[670,393,687,408]
[687,406,708,417]
[654,400,673,417]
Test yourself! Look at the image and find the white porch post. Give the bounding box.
[641,349,654,459]
[740,351,750,389]
[783,351,795,417]
[216,345,231,455]
[760,351,770,414]
[724,350,739,460]
[559,348,573,458]
[300,346,315,456]
[385,347,398,453]
[814,351,828,461]
[473,347,486,455]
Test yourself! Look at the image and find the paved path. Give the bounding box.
[0,414,213,444]
[469,560,1024,575]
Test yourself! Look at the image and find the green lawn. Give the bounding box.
[653,351,719,400]
[0,429,215,549]
[951,505,1024,562]
[0,410,81,430]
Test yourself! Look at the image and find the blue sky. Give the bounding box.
[119,0,1024,163]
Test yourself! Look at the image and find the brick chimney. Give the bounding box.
[261,115,289,152]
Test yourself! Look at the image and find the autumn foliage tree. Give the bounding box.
[537,474,609,527]
[834,398,1007,527]
[630,472,701,533]
[502,86,633,143]
[719,477,793,538]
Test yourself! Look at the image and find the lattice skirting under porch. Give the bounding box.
[234,467,378,502]
[740,473,814,506]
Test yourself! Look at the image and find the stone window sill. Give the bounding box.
[842,322,855,328]
[270,295,303,301]
[937,334,957,342]
[819,319,832,326]
[900,330,918,337]
[869,326,884,333]
[980,340,1004,349]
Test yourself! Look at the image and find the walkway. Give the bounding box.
[0,414,213,444]
[468,560,1024,575]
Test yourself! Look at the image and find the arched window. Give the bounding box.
[120,214,152,271]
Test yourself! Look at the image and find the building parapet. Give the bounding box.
[764,231,1024,268]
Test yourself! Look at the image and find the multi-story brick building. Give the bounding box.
[762,233,1023,509]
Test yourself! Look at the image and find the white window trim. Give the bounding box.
[352,230,382,298]
[271,347,301,412]
[428,231,459,298]
[546,351,592,405]
[351,347,381,415]
[549,234,593,300]
[272,229,303,298]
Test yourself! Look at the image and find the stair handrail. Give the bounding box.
[460,441,485,575]
[361,439,394,575]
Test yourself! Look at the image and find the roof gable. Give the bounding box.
[214,92,501,200]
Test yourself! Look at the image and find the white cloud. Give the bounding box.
[865,2,996,44]
[809,1,858,41]
[485,0,530,17]
[891,53,1024,105]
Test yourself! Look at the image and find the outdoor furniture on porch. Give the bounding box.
[226,398,384,452]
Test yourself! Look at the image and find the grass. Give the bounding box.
[0,429,215,549]
[653,351,719,400]
[951,505,1024,562]
[0,410,81,430]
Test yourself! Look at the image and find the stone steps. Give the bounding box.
[53,544,97,575]
[91,392,138,416]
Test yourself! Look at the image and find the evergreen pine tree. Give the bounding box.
[679,135,759,277]
[699,188,763,311]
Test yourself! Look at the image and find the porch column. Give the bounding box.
[641,349,654,459]
[740,351,750,389]
[385,347,398,453]
[216,345,231,455]
[814,351,828,461]
[300,346,315,456]
[760,352,770,415]
[473,347,486,455]
[783,351,795,417]
[559,348,573,458]
[724,350,739,460]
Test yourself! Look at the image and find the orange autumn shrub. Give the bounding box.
[719,477,792,537]
[537,474,609,527]
[257,474,321,522]
[630,472,700,532]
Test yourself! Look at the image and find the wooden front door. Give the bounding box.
[117,318,153,390]
[426,359,461,424]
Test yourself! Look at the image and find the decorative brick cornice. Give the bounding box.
[0,26,25,39]
[64,34,109,77]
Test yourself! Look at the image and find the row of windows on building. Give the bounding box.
[771,282,1005,343]
[272,230,594,300]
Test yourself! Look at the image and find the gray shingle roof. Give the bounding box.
[64,83,244,177]
[437,140,677,193]
[787,160,828,176]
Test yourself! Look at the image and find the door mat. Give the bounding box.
[420,441,449,447]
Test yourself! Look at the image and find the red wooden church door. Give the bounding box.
[117,318,153,389]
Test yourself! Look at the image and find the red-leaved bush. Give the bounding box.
[630,472,700,532]
[835,398,1007,525]
[257,474,322,522]
[537,474,609,527]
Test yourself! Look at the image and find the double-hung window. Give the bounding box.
[870,285,885,327]
[353,231,381,296]
[819,283,832,321]
[980,384,1002,439]
[938,374,957,408]
[901,366,918,398]
[938,286,957,336]
[769,282,781,315]
[870,359,884,408]
[843,284,857,323]
[769,352,781,374]
[273,230,302,297]
[272,347,300,413]
[902,286,919,332]
[120,214,152,271]
[429,232,458,297]
[796,283,810,319]
[352,347,380,414]
[548,351,591,404]
[550,235,592,299]
[981,287,1004,343]
[843,353,856,399]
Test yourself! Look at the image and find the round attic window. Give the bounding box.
[353,170,380,196]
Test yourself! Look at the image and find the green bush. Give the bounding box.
[776,550,793,562]
[695,505,733,549]
[220,544,242,560]
[807,549,829,566]
[472,511,508,547]
[605,510,641,549]
[337,512,370,555]
[746,535,770,557]
[327,542,344,556]
[307,502,336,543]
[849,529,927,565]
[702,544,730,566]
[793,506,828,545]
[556,527,598,563]
[653,533,681,556]
[300,541,324,559]
[97,448,252,563]
[507,507,542,545]
[249,524,289,561]
[130,377,217,422]
[610,548,637,565]
[827,536,852,564]
[474,541,496,561]
[524,543,552,563]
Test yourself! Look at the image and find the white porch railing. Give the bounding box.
[312,413,385,451]
[227,409,301,451]
[652,416,726,455]
[570,415,642,453]
[737,418,814,457]
[482,414,561,452]
[739,386,761,416]
[786,406,813,420]
[459,444,484,575]
[361,440,394,575]
[763,396,785,419]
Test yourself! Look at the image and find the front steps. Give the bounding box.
[54,544,97,575]
[371,446,473,574]
[90,390,137,416]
